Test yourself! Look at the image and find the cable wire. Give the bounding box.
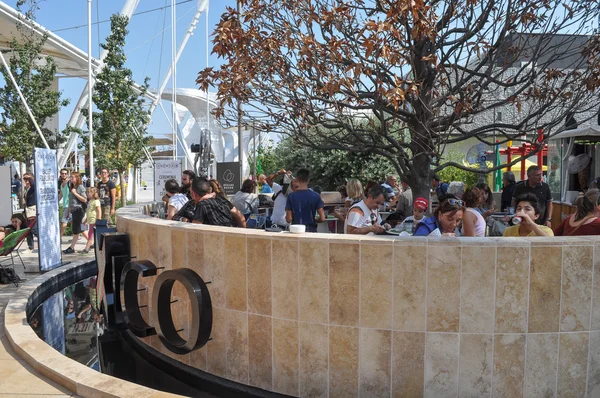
[52,0,194,32]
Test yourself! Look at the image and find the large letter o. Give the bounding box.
[151,268,212,354]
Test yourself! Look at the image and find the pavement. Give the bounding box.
[0,235,94,397]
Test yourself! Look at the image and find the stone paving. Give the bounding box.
[0,235,93,397]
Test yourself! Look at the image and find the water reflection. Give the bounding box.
[29,276,103,370]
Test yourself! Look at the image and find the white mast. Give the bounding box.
[87,0,94,179]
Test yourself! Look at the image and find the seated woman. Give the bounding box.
[164,179,188,220]
[0,213,28,248]
[476,182,497,217]
[413,194,465,237]
[231,179,259,219]
[503,193,553,237]
[462,187,486,237]
[554,188,600,236]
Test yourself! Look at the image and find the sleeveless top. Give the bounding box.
[344,200,380,234]
[466,207,486,237]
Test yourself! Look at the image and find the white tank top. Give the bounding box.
[344,200,378,234]
[466,207,486,237]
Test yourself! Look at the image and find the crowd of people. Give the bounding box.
[1,167,119,255]
[160,163,600,239]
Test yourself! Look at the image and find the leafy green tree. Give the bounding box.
[0,0,70,170]
[82,14,152,206]
[435,151,480,188]
[261,136,394,190]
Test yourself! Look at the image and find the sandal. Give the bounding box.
[62,247,75,254]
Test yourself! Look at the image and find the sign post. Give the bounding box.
[216,161,240,196]
[34,148,62,271]
[154,159,182,203]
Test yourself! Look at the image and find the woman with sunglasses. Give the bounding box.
[503,193,553,237]
[554,188,600,236]
[413,194,465,237]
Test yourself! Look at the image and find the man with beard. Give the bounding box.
[181,170,196,201]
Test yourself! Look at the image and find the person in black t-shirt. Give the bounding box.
[189,177,246,227]
[97,167,116,221]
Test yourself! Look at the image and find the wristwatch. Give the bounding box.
[547,218,553,222]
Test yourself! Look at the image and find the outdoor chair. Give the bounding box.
[0,227,30,286]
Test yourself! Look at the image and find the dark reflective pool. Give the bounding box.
[28,276,217,397]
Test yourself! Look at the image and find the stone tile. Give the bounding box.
[224,235,247,311]
[272,318,299,396]
[226,310,249,384]
[393,244,426,331]
[329,325,359,398]
[392,332,425,398]
[561,245,593,332]
[493,334,525,398]
[458,334,492,397]
[147,225,160,265]
[592,243,600,330]
[525,333,558,398]
[299,322,328,398]
[557,332,588,397]
[460,246,495,333]
[204,233,225,308]
[272,238,299,320]
[359,329,391,398]
[0,364,72,395]
[170,229,187,269]
[588,331,600,396]
[360,243,393,329]
[248,314,272,391]
[0,358,24,384]
[528,246,562,333]
[426,246,461,332]
[329,243,359,326]
[189,345,207,371]
[169,280,191,342]
[424,333,459,397]
[206,307,227,377]
[299,240,328,324]
[186,230,204,278]
[495,246,529,333]
[157,226,172,269]
[247,237,272,316]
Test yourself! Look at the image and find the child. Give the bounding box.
[82,187,101,254]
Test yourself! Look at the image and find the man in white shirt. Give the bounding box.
[345,185,389,235]
[381,175,399,207]
[266,169,297,228]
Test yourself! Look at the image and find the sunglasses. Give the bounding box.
[445,199,465,207]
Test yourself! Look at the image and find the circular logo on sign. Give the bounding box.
[223,169,234,182]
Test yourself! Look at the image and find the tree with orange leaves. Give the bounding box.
[198,0,600,199]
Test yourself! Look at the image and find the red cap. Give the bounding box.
[414,197,429,210]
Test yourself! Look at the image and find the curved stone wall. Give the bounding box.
[117,205,600,397]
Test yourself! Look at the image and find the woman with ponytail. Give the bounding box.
[554,189,600,236]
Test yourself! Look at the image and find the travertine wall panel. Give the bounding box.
[117,210,600,398]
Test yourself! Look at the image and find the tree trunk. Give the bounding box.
[406,153,432,206]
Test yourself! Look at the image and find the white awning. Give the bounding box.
[550,125,600,140]
[0,2,102,77]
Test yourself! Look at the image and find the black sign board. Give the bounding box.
[216,162,240,195]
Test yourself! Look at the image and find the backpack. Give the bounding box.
[0,268,20,284]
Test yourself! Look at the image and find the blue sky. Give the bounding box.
[3,0,236,140]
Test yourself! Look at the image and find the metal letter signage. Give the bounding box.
[119,260,212,354]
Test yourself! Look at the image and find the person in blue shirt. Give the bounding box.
[285,169,325,232]
[432,174,449,197]
[258,174,273,193]
[413,194,464,237]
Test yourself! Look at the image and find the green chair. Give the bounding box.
[0,228,31,280]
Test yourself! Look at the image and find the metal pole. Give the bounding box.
[171,0,177,160]
[88,0,94,181]
[237,0,243,183]
[0,51,49,149]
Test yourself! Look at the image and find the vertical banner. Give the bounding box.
[78,155,86,174]
[217,161,240,195]
[0,166,11,225]
[154,159,182,202]
[34,148,61,271]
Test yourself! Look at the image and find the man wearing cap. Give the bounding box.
[399,197,429,230]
